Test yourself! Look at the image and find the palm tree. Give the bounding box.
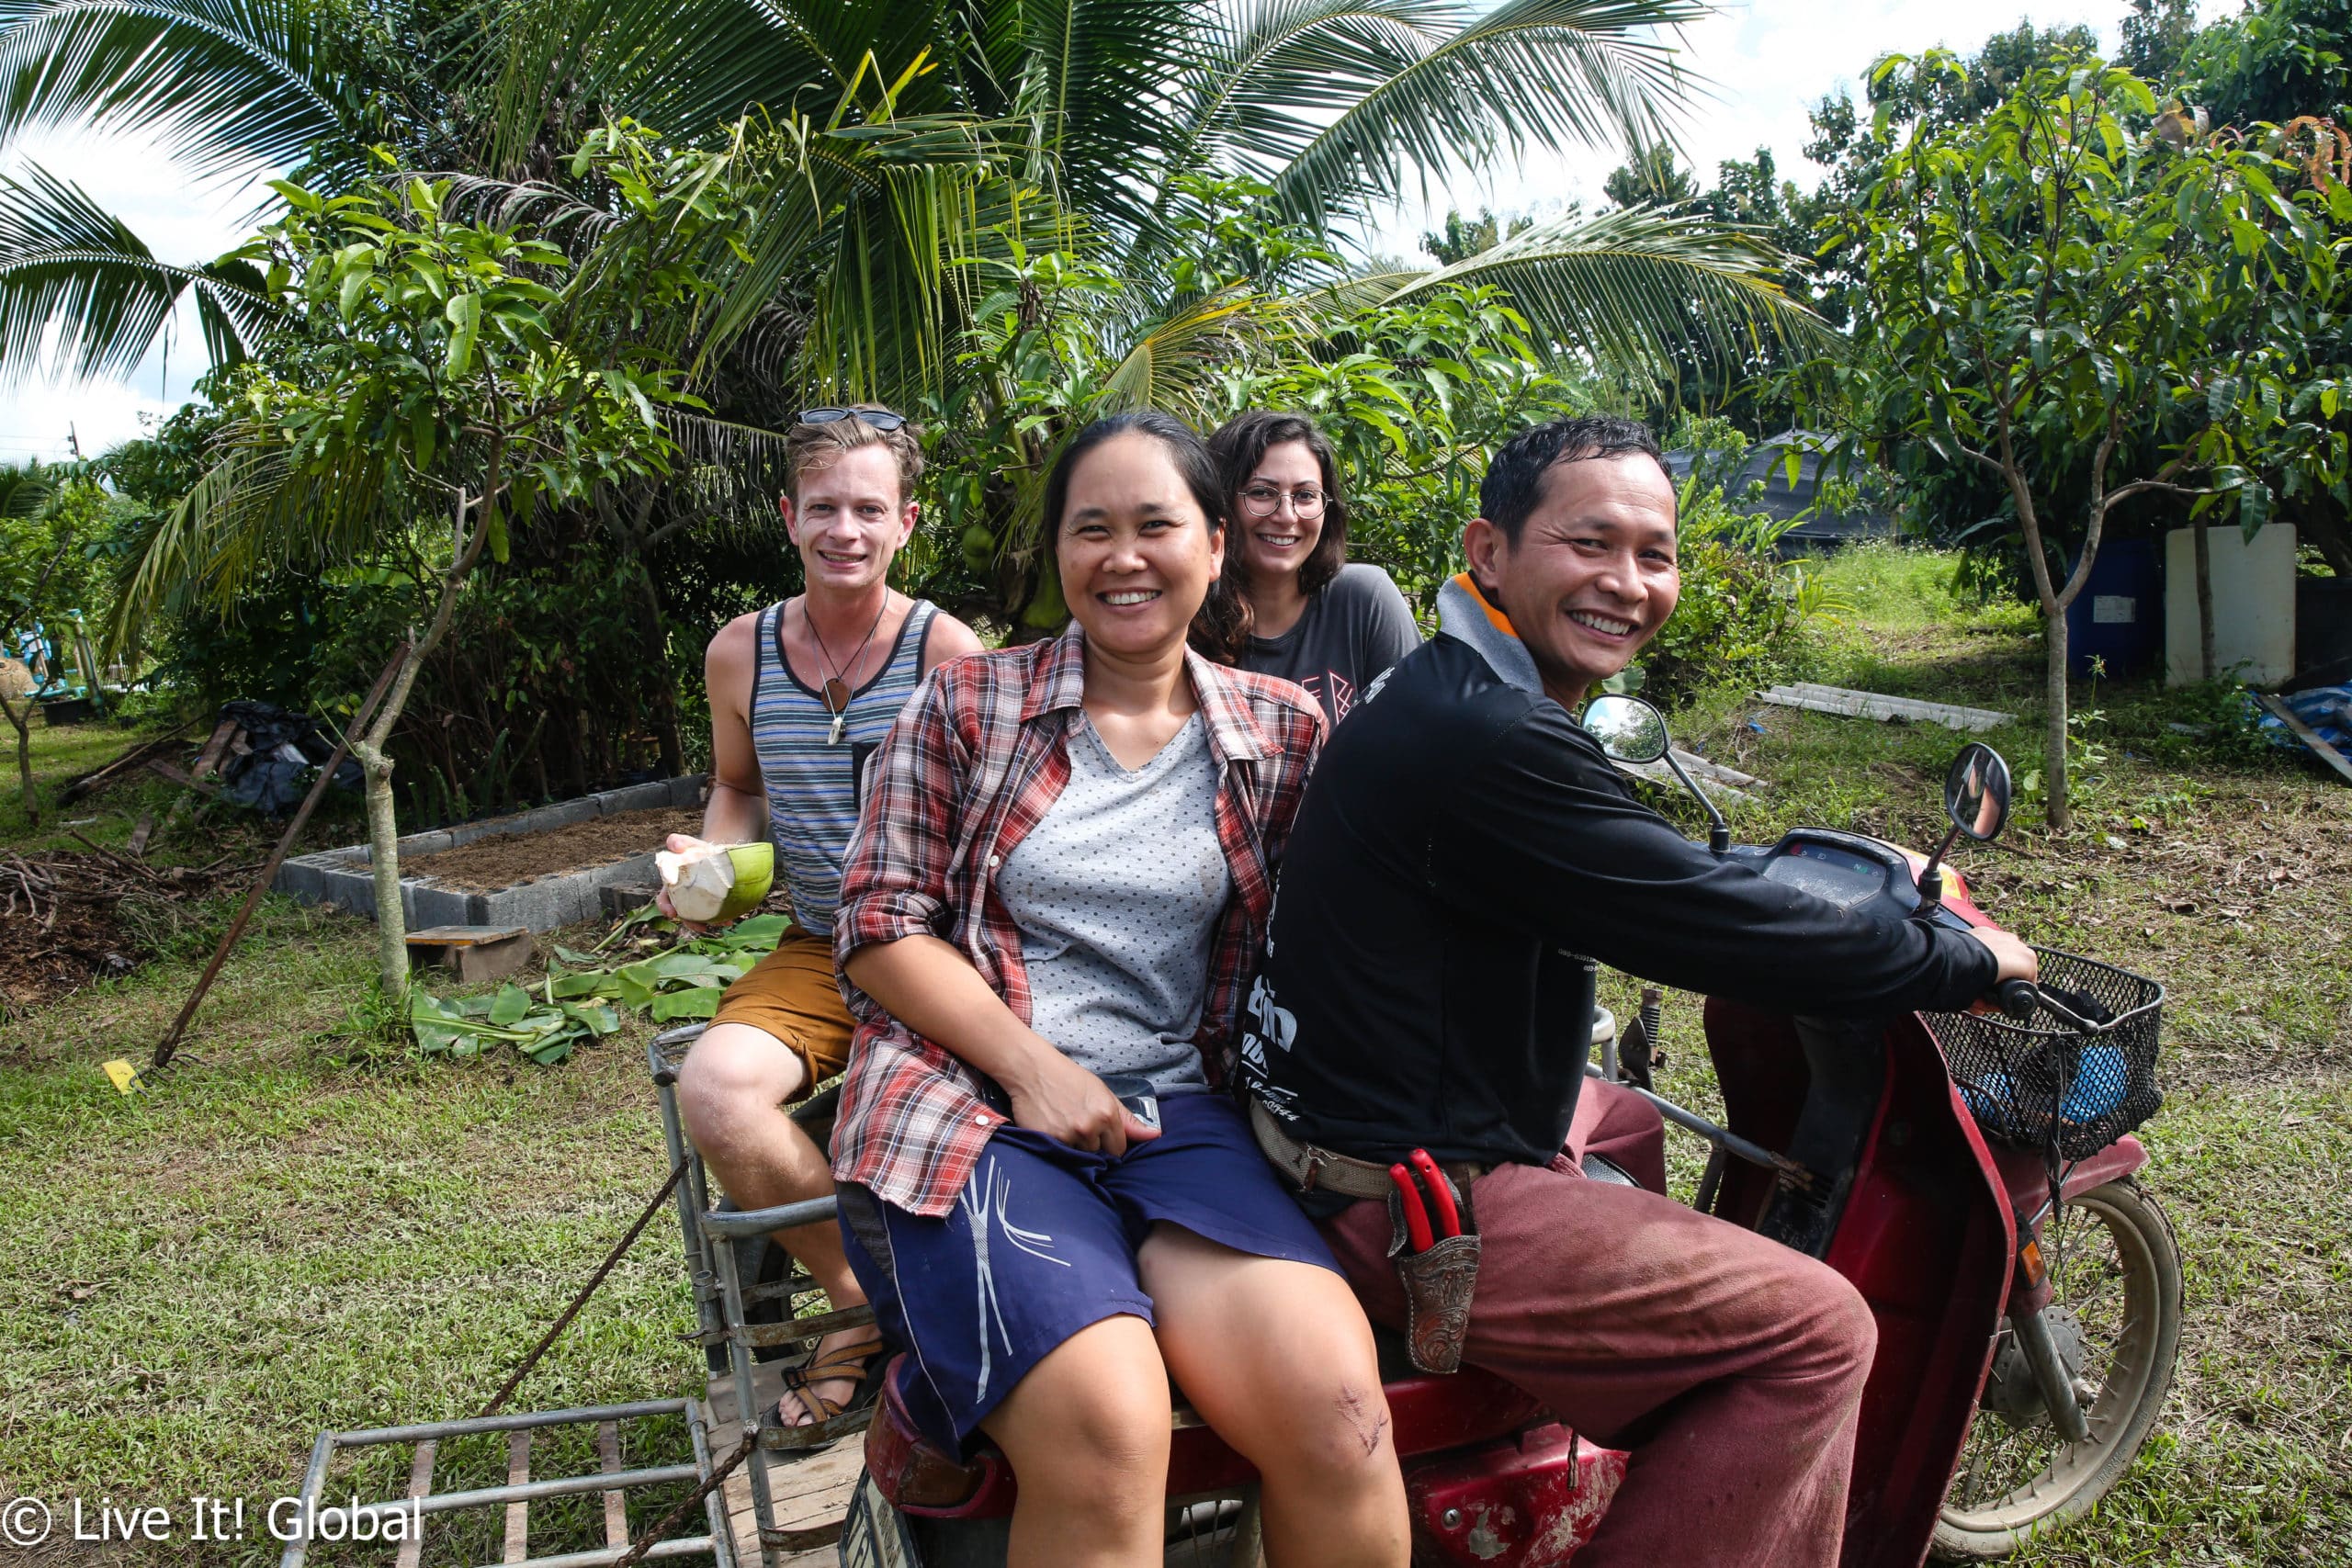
[1,0,1817,410]
[10,0,1833,648]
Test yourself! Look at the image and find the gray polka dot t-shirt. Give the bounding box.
[997,711,1229,1094]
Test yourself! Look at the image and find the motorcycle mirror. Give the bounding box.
[1582,694,1670,765]
[1942,743,2013,843]
[1583,694,1731,855]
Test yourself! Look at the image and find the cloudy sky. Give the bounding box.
[0,1,2239,465]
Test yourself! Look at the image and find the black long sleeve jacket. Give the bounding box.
[1241,634,1999,1169]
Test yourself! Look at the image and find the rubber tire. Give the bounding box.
[1931,1179,2184,1561]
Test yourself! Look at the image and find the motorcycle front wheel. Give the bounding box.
[1932,1179,2184,1561]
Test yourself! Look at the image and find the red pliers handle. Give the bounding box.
[1389,1163,1435,1251]
[1408,1148,1462,1238]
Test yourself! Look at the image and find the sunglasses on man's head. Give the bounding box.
[799,405,908,432]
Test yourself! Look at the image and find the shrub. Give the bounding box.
[1637,478,1832,703]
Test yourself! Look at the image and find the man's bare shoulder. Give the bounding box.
[922,610,987,668]
[707,607,769,669]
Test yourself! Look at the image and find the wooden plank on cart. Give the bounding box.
[1758,682,2013,732]
[598,1420,629,1550]
[710,1361,866,1559]
[761,1442,870,1552]
[503,1428,531,1563]
[394,1440,436,1568]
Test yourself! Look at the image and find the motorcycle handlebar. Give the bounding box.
[1994,979,2040,1020]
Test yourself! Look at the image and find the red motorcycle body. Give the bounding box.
[857,864,2148,1566]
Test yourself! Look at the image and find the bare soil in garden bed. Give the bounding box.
[400,804,702,891]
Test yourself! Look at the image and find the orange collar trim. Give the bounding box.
[1451,571,1519,640]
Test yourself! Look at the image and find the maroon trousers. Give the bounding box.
[1318,1083,1876,1568]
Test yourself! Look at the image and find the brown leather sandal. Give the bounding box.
[758,1334,888,1452]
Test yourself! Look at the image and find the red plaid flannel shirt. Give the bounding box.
[830,623,1326,1216]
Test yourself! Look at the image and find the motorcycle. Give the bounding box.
[839,696,2183,1567]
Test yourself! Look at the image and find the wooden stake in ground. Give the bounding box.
[149,643,410,1073]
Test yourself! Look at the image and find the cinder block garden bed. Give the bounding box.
[274,775,706,931]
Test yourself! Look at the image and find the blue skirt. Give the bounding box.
[836,1092,1338,1453]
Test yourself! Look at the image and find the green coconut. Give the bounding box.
[656,840,775,923]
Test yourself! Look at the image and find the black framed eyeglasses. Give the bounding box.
[1238,483,1329,519]
[799,405,909,432]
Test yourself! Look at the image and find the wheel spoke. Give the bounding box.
[1939,1185,2178,1545]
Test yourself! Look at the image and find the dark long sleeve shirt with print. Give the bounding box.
[1242,633,1999,1171]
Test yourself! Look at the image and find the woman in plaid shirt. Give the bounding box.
[830,412,1408,1567]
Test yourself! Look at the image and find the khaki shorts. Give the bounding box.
[708,926,855,1098]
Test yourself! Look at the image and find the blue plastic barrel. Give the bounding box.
[2064,539,2163,678]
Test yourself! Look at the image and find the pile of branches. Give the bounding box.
[0,845,254,1018]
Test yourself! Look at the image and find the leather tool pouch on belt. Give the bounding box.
[1386,1186,1480,1374]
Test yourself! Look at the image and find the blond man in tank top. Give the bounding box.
[665,407,981,1440]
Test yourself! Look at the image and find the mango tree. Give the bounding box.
[113,124,757,991]
[1811,53,2349,830]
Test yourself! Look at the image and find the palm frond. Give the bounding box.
[674,108,1007,401]
[1091,284,1298,416]
[650,410,795,543]
[0,161,274,386]
[976,0,1202,236]
[0,461,55,517]
[115,423,415,656]
[0,0,345,180]
[1172,0,1708,228]
[1351,203,1832,383]
[475,0,942,177]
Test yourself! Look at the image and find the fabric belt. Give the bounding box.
[1248,1098,1486,1200]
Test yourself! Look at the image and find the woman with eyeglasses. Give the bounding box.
[1207,411,1421,726]
[830,411,1408,1567]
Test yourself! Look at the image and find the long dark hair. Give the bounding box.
[1042,411,1252,662]
[1207,411,1351,603]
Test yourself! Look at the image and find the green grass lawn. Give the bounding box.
[3,549,2347,1564]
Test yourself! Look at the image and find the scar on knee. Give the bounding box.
[1334,1384,1389,1457]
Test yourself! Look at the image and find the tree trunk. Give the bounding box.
[2192,523,2216,682]
[354,734,409,994]
[356,475,497,998]
[630,566,684,778]
[2,693,34,825]
[2042,603,2072,832]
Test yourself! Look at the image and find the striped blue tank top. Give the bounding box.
[752,597,939,937]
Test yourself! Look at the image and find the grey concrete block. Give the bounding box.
[594,781,670,816]
[442,812,538,850]
[405,882,477,931]
[667,773,707,808]
[392,828,455,858]
[331,869,378,919]
[273,861,324,902]
[481,880,581,933]
[588,851,662,887]
[536,797,598,829]
[601,881,658,917]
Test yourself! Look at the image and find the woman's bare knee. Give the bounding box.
[985,1318,1170,1511]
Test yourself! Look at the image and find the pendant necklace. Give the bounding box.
[806,593,891,744]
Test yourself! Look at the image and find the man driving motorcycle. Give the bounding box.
[1242,416,2036,1568]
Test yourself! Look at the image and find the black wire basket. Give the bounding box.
[1926,948,2165,1160]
